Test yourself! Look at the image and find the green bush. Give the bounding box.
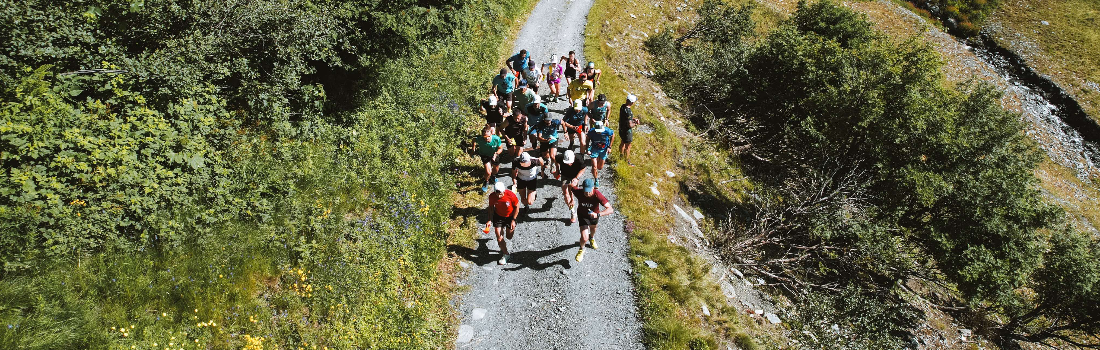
[0,0,530,348]
[647,0,1100,347]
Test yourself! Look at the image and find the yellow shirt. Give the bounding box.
[568,79,594,101]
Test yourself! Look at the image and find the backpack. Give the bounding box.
[589,129,612,150]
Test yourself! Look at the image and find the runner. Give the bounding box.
[524,99,550,127]
[571,178,613,262]
[523,59,542,94]
[586,120,614,187]
[567,73,594,103]
[543,58,564,101]
[500,111,528,158]
[510,152,545,215]
[587,93,611,129]
[486,181,520,265]
[515,85,539,117]
[583,61,602,86]
[562,99,589,150]
[618,94,640,166]
[556,149,588,223]
[474,126,505,192]
[530,116,562,179]
[560,51,581,85]
[506,49,530,82]
[491,68,516,110]
[479,93,506,131]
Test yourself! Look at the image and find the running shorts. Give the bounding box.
[517,178,538,191]
[578,213,599,227]
[620,129,634,144]
[492,214,515,228]
[479,153,499,165]
[565,66,578,79]
[589,148,609,160]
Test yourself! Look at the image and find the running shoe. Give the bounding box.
[589,238,598,250]
[554,172,561,180]
[594,179,600,188]
[481,183,489,193]
[575,249,585,262]
[498,254,509,265]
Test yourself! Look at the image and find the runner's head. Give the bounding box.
[499,68,509,76]
[494,181,508,193]
[597,94,607,102]
[482,126,494,140]
[520,152,533,165]
[573,99,583,110]
[563,150,576,165]
[519,49,528,58]
[528,59,536,68]
[569,51,576,57]
[582,178,596,196]
[578,73,588,81]
[587,61,595,69]
[488,94,498,106]
[626,94,637,105]
[592,121,606,132]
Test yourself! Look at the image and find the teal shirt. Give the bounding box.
[475,135,502,156]
[493,74,515,94]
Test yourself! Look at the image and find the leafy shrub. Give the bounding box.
[0,0,531,348]
[647,0,1100,347]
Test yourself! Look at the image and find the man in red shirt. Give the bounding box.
[487,181,520,265]
[570,178,614,262]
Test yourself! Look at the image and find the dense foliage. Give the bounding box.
[0,0,528,348]
[647,1,1100,347]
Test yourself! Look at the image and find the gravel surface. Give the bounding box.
[453,0,643,348]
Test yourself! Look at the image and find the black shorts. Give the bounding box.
[496,90,511,103]
[620,129,633,143]
[517,178,538,191]
[578,214,599,227]
[538,139,558,154]
[492,214,514,228]
[486,114,504,125]
[479,153,499,165]
[565,67,578,79]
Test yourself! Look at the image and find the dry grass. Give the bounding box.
[987,0,1100,123]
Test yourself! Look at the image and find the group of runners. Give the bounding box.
[473,49,643,265]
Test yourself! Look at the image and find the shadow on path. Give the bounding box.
[503,243,573,271]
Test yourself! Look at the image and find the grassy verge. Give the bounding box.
[987,0,1100,122]
[583,0,784,349]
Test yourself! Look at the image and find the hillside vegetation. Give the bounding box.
[647,1,1100,348]
[0,0,528,348]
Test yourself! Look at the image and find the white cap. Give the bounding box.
[627,94,637,103]
[563,150,575,164]
[592,121,605,132]
[494,181,508,192]
[489,95,498,106]
[520,152,532,163]
[532,94,541,104]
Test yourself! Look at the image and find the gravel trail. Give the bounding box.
[452,0,643,349]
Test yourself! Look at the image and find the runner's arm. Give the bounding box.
[599,203,614,217]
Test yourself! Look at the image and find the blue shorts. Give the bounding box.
[589,148,609,160]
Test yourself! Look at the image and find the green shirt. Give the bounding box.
[475,135,502,156]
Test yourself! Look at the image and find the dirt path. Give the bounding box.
[451,0,643,349]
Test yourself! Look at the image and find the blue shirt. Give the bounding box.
[493,73,515,94]
[509,52,529,72]
[564,107,588,126]
[587,128,614,150]
[532,119,561,143]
